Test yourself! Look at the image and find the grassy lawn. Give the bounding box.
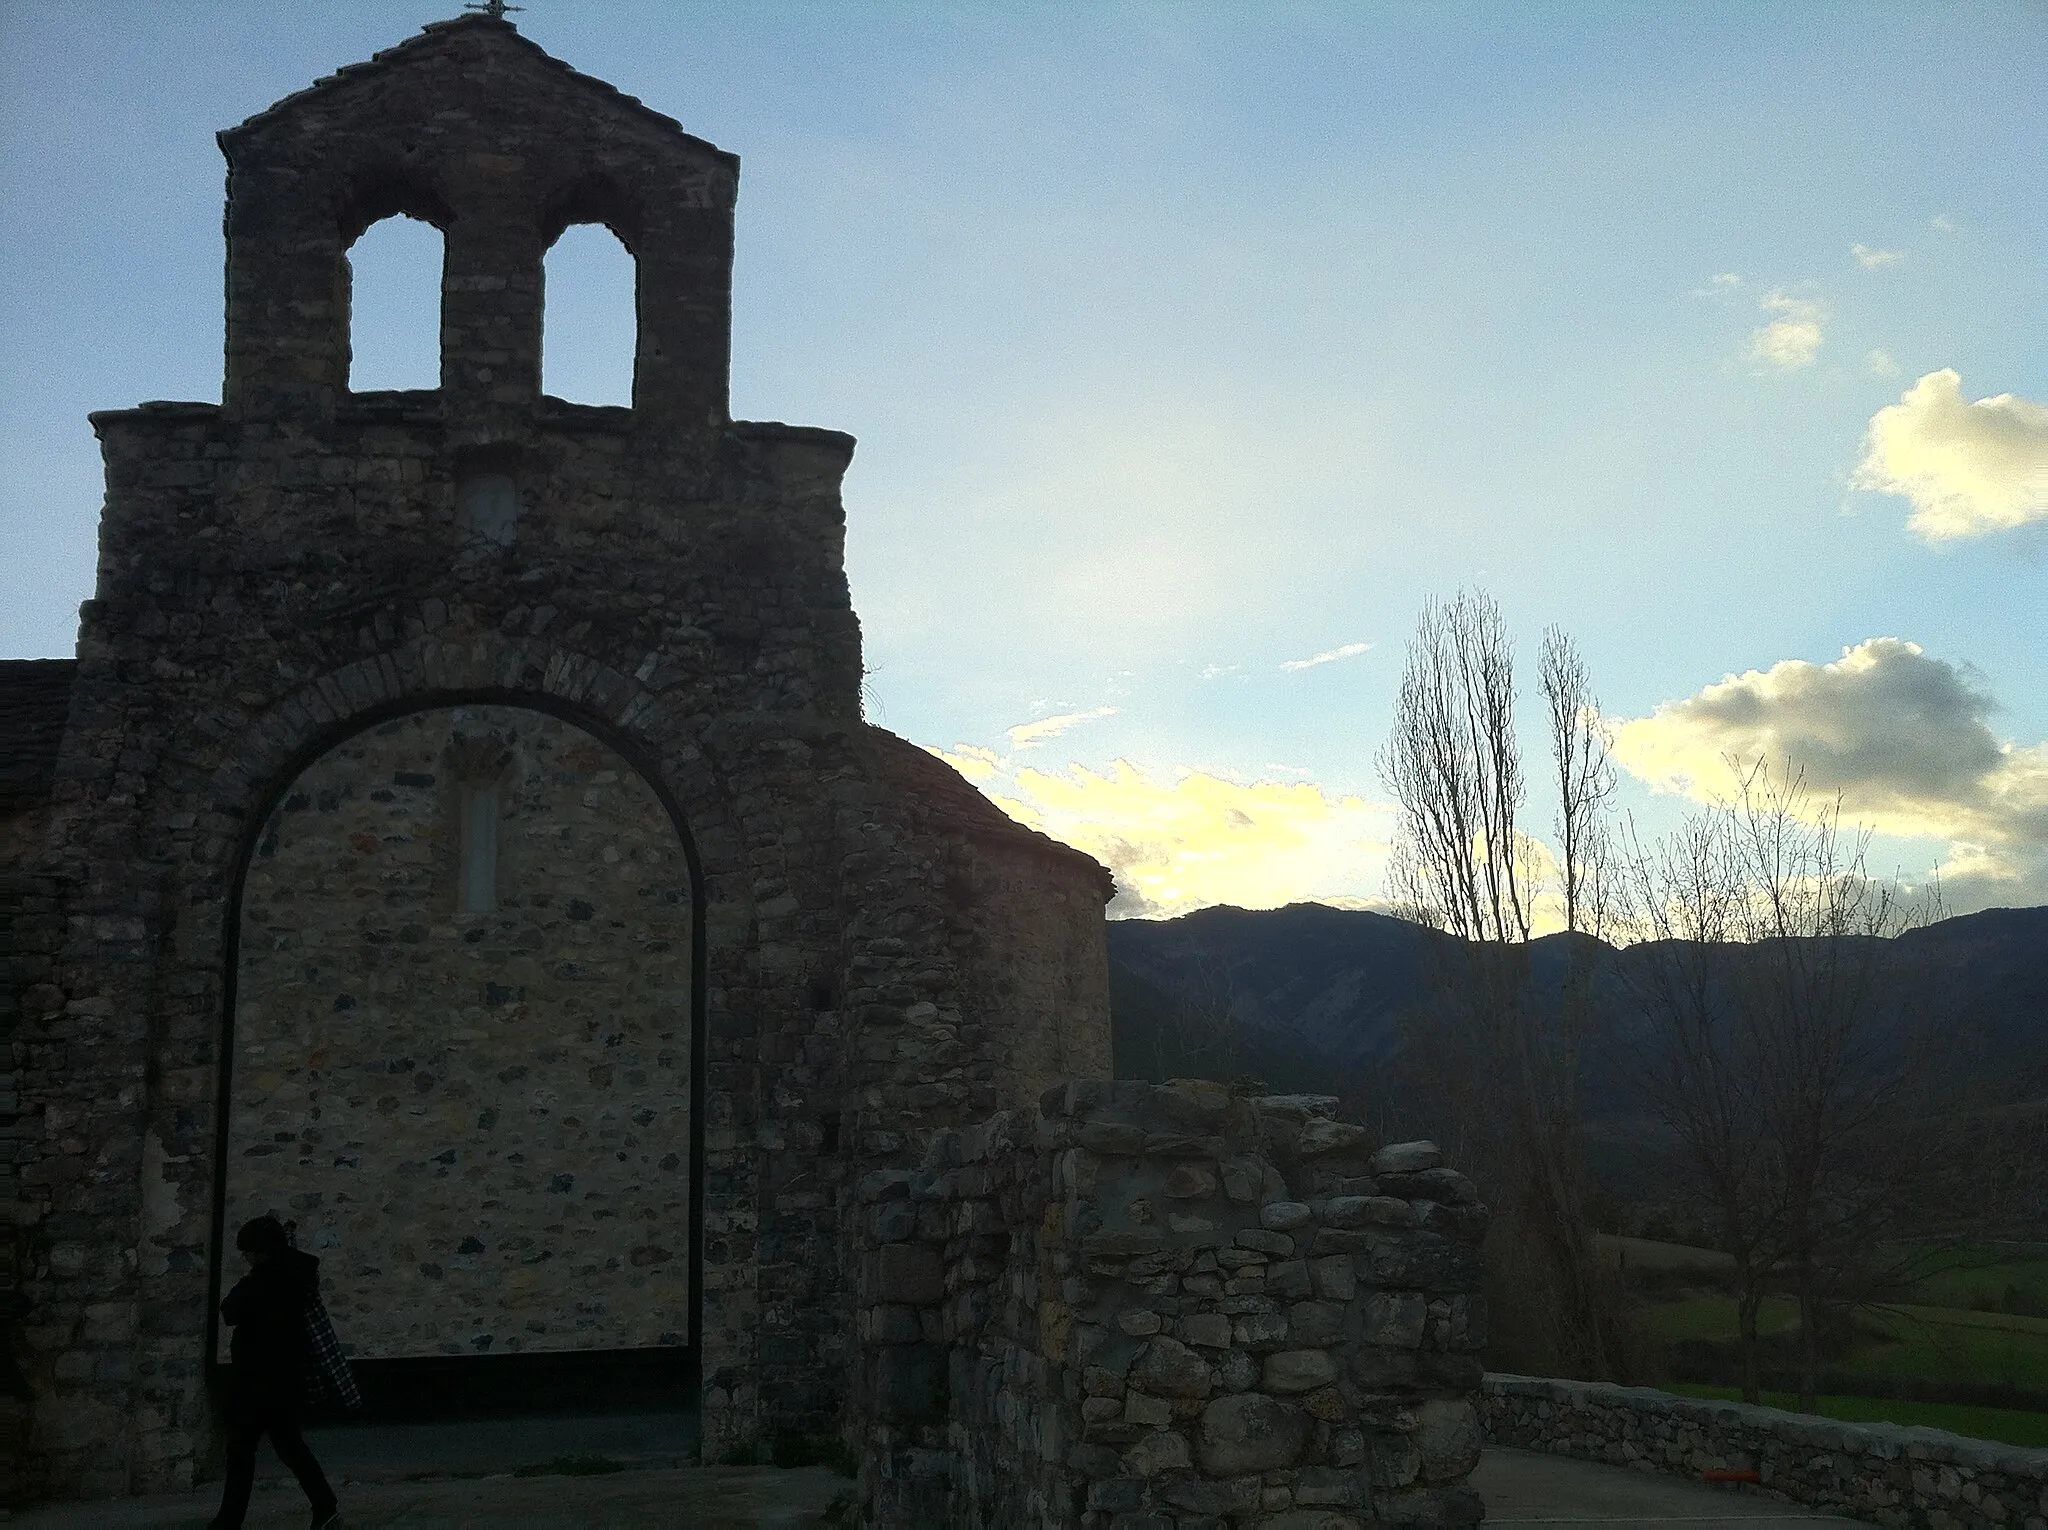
[1641,1292,1798,1343]
[1629,1243,2048,1427]
[1639,1291,2048,1392]
[1597,1234,1734,1273]
[1851,1306,2048,1394]
[1661,1384,2048,1449]
[1903,1244,2048,1315]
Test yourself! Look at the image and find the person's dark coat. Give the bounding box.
[221,1248,320,1410]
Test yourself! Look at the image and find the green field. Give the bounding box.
[1642,1292,1798,1343]
[1661,1384,2048,1450]
[1902,1244,2048,1316]
[1627,1240,2048,1446]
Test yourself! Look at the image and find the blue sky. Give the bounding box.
[3,2,2044,917]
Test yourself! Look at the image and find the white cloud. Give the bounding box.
[941,743,1003,782]
[1612,639,2048,907]
[1851,243,1903,269]
[1851,369,2048,539]
[1866,349,1900,378]
[1200,664,1240,680]
[1006,707,1118,749]
[1931,213,1957,233]
[1280,640,1373,672]
[1691,271,1742,298]
[926,747,1392,918]
[1750,289,1827,370]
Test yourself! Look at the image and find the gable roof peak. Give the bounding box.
[222,13,707,154]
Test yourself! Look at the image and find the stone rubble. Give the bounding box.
[853,1080,1490,1528]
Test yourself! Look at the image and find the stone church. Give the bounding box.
[1,14,1114,1501]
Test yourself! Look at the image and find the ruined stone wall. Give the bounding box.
[1483,1375,2048,1530]
[855,1081,1490,1529]
[227,704,692,1359]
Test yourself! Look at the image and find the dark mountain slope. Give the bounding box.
[1107,902,2048,1103]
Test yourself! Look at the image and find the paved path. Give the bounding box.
[8,1441,1868,1528]
[1476,1447,1864,1526]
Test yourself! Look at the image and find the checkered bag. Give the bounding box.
[303,1295,363,1412]
[281,1222,363,1413]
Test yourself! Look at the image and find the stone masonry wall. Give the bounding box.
[227,704,692,1359]
[855,1080,1490,1529]
[1484,1375,2048,1530]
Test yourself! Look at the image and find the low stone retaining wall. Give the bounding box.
[1483,1374,2048,1529]
[853,1080,1491,1527]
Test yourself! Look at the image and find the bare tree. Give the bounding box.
[1620,759,1962,1409]
[1377,591,1627,1380]
[1149,948,1242,1082]
[1617,807,1785,1402]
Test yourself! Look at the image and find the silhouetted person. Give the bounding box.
[210,1215,341,1530]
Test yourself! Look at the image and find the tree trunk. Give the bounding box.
[1796,1264,1820,1413]
[1735,1284,1763,1405]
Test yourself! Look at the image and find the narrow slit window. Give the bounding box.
[458,782,500,915]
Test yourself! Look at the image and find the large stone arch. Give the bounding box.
[128,633,771,1439]
[219,701,698,1365]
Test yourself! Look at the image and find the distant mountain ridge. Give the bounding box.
[1107,902,2048,1106]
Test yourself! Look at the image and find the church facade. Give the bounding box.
[1,16,1112,1500]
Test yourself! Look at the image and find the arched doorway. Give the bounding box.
[219,702,695,1396]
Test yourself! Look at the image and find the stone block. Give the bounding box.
[1080,1122,1149,1155]
[1287,1300,1345,1346]
[1085,1229,1167,1258]
[1237,1228,1295,1256]
[1087,1476,1147,1512]
[1235,1311,1289,1350]
[1124,1390,1174,1427]
[1268,1259,1312,1299]
[1260,1201,1311,1231]
[1311,1255,1356,1302]
[1198,1392,1311,1475]
[1412,1399,1482,1482]
[1218,1349,1259,1392]
[1165,1162,1219,1198]
[1131,1336,1213,1398]
[1220,1156,1266,1204]
[1296,1120,1369,1157]
[1360,1291,1427,1349]
[875,1243,944,1305]
[1356,1231,1483,1291]
[1369,1140,1443,1175]
[1293,1466,1367,1506]
[1364,1428,1422,1488]
[1181,1312,1232,1349]
[1263,1349,1339,1393]
[1160,1475,1263,1515]
[1324,1195,1414,1229]
[872,1342,945,1422]
[1159,1078,1232,1121]
[868,1304,924,1343]
[1122,1429,1192,1476]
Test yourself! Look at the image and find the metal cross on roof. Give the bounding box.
[464,0,523,19]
